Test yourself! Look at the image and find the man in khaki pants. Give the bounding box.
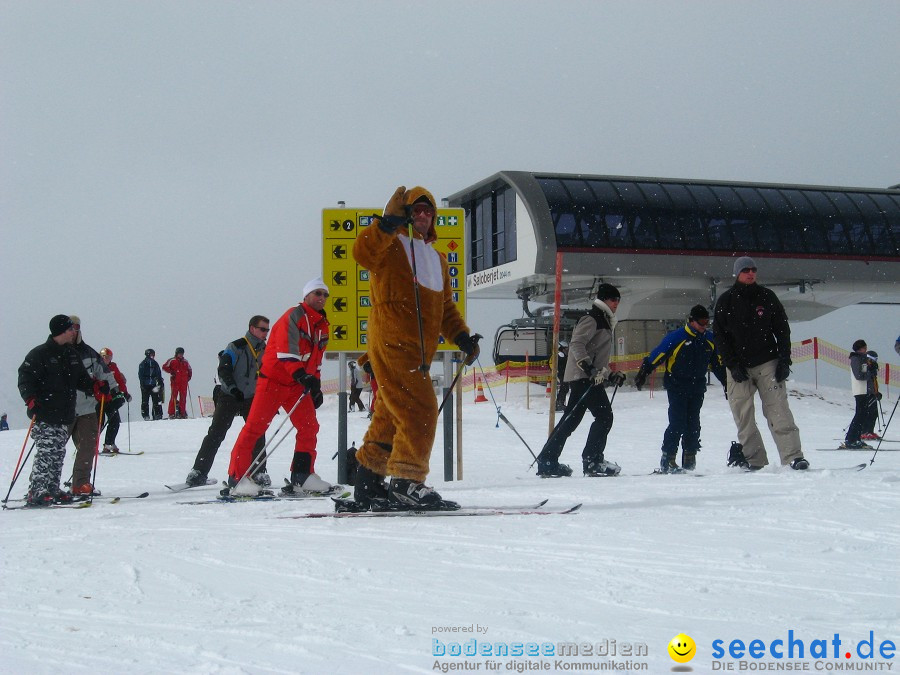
[713,257,809,471]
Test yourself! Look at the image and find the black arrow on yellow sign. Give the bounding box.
[330,220,341,231]
[332,271,347,285]
[333,297,347,311]
[334,326,347,340]
[332,245,347,259]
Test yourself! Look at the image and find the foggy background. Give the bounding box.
[2,1,898,427]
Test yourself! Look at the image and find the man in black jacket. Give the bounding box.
[138,349,164,420]
[17,315,95,505]
[714,257,808,471]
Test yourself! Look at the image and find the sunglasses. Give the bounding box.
[254,326,270,332]
[740,267,757,274]
[693,319,710,327]
[312,290,329,298]
[411,204,435,217]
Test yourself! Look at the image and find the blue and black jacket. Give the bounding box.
[644,324,726,393]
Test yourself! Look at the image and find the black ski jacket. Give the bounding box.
[18,337,94,425]
[713,282,791,370]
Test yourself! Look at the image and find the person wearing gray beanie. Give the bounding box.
[713,255,808,470]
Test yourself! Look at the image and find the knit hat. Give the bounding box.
[596,283,621,302]
[49,314,74,337]
[302,277,329,300]
[733,256,757,277]
[689,305,710,322]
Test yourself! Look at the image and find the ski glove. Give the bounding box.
[313,390,324,409]
[730,365,750,383]
[455,332,482,366]
[26,398,38,420]
[93,380,111,401]
[592,367,610,386]
[124,392,133,403]
[876,392,883,401]
[727,442,748,468]
[607,371,627,388]
[293,370,321,395]
[377,186,409,234]
[362,361,373,376]
[228,386,245,402]
[633,360,652,391]
[774,359,791,383]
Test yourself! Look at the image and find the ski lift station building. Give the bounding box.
[445,171,900,363]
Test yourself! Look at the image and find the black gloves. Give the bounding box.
[730,365,750,383]
[293,370,321,395]
[775,359,791,383]
[97,381,111,396]
[26,398,38,420]
[124,392,133,403]
[313,390,324,409]
[876,392,883,401]
[455,332,482,366]
[362,361,373,376]
[727,441,749,468]
[229,386,245,401]
[633,360,652,391]
[607,371,627,388]
[376,186,410,234]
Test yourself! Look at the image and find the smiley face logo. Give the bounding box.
[667,634,696,663]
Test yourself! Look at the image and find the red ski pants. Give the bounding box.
[227,376,318,481]
[168,381,189,417]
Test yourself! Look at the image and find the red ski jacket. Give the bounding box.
[261,302,329,386]
[162,356,192,385]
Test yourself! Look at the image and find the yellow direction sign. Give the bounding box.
[322,207,467,352]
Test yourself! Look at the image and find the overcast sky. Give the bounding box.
[2,1,898,426]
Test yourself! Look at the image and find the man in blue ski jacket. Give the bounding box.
[634,304,726,473]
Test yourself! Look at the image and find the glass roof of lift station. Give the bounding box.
[535,175,900,257]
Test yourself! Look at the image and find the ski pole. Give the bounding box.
[188,383,195,418]
[2,417,36,505]
[869,395,900,466]
[88,397,105,504]
[233,392,308,486]
[126,400,132,452]
[437,359,467,415]
[406,220,429,377]
[437,336,483,415]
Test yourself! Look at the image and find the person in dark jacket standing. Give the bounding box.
[138,349,164,420]
[535,284,627,478]
[184,316,270,487]
[714,257,808,470]
[17,315,94,505]
[841,340,878,449]
[635,305,727,472]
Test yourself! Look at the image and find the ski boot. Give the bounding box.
[790,457,809,470]
[584,459,621,477]
[536,456,573,478]
[658,454,684,474]
[727,442,750,469]
[681,451,697,472]
[388,478,460,511]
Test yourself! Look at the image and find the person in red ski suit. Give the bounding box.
[225,278,331,495]
[162,348,192,418]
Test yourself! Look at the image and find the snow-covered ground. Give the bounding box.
[1,381,898,674]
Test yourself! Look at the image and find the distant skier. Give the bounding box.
[138,349,164,421]
[635,305,727,473]
[348,360,366,412]
[842,340,878,448]
[162,348,192,418]
[0,413,8,431]
[860,351,882,441]
[714,257,808,470]
[98,347,132,453]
